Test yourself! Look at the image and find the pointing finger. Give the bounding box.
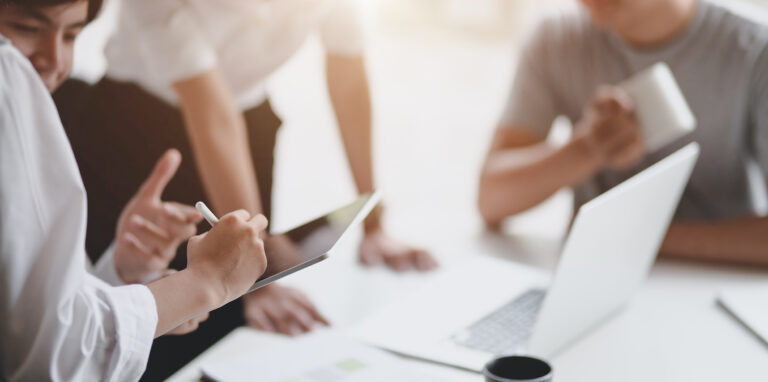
[137,149,182,200]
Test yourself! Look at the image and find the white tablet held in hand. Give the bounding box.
[619,62,697,152]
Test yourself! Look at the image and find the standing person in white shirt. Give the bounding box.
[0,0,272,380]
[54,0,439,379]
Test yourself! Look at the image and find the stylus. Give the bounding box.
[195,201,219,226]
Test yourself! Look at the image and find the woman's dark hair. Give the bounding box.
[1,0,103,22]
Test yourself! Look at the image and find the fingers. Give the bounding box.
[292,293,331,326]
[122,232,168,271]
[259,303,294,335]
[595,85,633,112]
[160,204,199,241]
[360,233,438,273]
[359,247,382,266]
[220,209,252,225]
[383,252,412,272]
[131,214,170,242]
[215,210,269,234]
[245,306,277,333]
[163,202,203,224]
[243,287,328,336]
[262,301,315,336]
[611,136,646,171]
[590,102,641,162]
[128,215,178,259]
[249,214,269,232]
[284,300,316,333]
[602,120,637,153]
[137,149,182,201]
[414,250,439,271]
[382,249,438,272]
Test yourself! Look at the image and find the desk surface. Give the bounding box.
[168,216,768,382]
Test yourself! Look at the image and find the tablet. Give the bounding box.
[247,191,381,292]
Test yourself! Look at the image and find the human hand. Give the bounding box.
[575,86,645,171]
[243,284,329,336]
[359,228,438,272]
[186,210,269,308]
[114,149,202,284]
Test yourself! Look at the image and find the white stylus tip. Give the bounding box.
[195,201,219,226]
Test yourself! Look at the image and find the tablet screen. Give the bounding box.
[250,192,380,290]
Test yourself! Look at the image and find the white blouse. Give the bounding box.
[105,0,366,109]
[0,37,157,381]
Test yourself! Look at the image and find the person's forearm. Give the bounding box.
[184,113,262,215]
[326,54,374,195]
[479,135,602,225]
[174,71,262,216]
[661,217,768,266]
[147,268,221,337]
[326,54,379,231]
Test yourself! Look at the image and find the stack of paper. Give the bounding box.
[201,331,455,382]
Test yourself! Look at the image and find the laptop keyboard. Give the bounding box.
[451,289,546,355]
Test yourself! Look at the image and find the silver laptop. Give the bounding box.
[352,143,699,371]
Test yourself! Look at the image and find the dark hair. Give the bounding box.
[1,0,103,22]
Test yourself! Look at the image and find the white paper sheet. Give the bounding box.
[201,330,453,382]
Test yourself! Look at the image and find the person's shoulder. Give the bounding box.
[0,38,48,110]
[0,40,35,80]
[0,40,28,88]
[523,8,604,55]
[701,1,768,50]
[0,35,17,62]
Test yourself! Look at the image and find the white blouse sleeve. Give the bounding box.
[90,242,125,286]
[117,0,218,84]
[318,0,366,56]
[0,42,158,381]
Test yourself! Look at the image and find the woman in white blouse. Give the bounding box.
[54,0,439,379]
[0,0,270,380]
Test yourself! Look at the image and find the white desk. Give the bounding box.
[168,211,768,382]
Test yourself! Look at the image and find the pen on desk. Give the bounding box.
[195,201,219,226]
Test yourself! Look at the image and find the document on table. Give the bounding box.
[201,330,454,382]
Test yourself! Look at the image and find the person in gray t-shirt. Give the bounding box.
[479,0,768,266]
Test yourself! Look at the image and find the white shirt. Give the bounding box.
[105,0,366,109]
[0,36,158,381]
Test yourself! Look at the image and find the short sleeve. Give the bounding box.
[498,22,563,138]
[318,0,366,56]
[117,0,218,83]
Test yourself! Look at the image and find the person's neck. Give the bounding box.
[613,0,698,49]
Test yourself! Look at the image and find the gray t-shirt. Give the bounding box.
[501,0,768,220]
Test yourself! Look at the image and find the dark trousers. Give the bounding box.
[54,78,281,382]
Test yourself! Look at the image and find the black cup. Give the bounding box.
[483,355,553,382]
